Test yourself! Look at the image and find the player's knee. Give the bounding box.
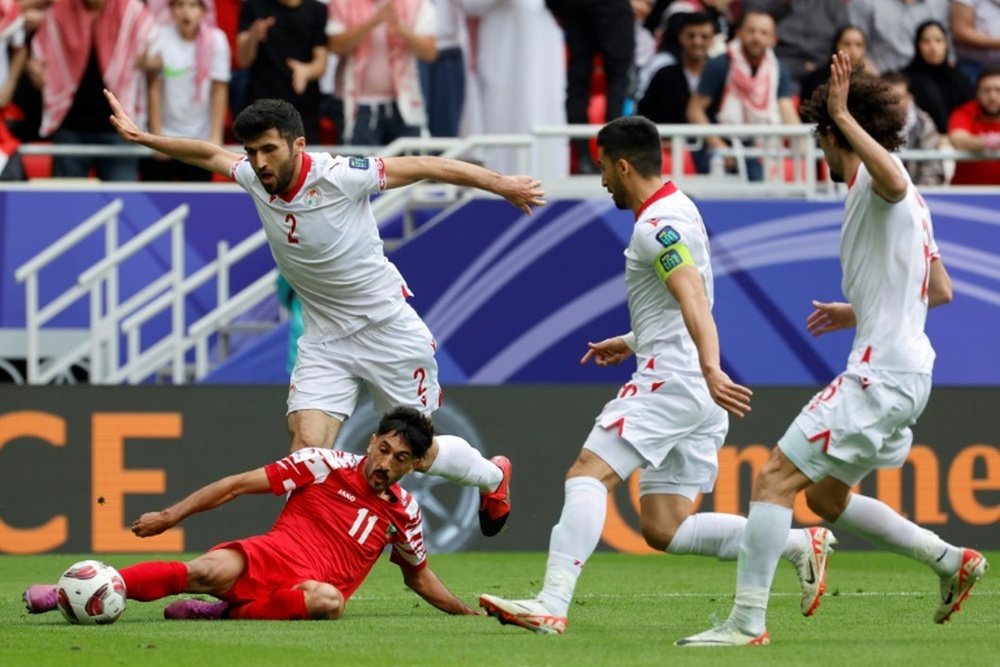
[640,520,675,551]
[805,486,847,522]
[301,581,344,620]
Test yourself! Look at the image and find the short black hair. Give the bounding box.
[977,66,1000,89]
[232,99,304,146]
[376,407,434,460]
[596,116,662,178]
[802,67,905,152]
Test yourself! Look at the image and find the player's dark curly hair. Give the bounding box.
[596,116,663,177]
[232,99,305,147]
[801,68,906,152]
[376,407,435,460]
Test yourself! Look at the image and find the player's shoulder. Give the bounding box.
[389,484,421,520]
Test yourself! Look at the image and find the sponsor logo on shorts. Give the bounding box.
[349,157,369,170]
[655,226,681,247]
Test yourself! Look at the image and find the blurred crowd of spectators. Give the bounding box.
[0,0,996,184]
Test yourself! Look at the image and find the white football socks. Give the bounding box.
[728,502,792,635]
[833,493,961,576]
[537,476,608,617]
[666,512,809,562]
[424,435,503,492]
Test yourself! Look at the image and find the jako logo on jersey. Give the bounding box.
[656,226,681,247]
[349,157,369,170]
[304,187,321,207]
[338,489,356,502]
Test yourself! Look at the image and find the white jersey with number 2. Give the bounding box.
[231,152,409,340]
[842,157,940,374]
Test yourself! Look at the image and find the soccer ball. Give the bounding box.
[56,560,127,625]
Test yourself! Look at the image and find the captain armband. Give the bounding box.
[653,243,694,282]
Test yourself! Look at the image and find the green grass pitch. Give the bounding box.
[2,551,996,666]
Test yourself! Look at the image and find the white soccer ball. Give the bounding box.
[56,560,127,625]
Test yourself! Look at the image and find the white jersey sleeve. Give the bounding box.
[328,155,387,201]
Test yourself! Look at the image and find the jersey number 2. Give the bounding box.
[285,214,299,244]
[349,507,377,545]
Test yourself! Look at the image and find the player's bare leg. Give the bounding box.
[806,477,989,623]
[295,580,345,619]
[287,410,342,452]
[163,549,244,620]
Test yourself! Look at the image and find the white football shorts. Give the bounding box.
[583,369,728,500]
[779,367,931,486]
[287,303,441,419]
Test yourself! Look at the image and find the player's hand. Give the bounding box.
[498,175,545,215]
[827,50,851,121]
[580,336,634,367]
[104,89,145,143]
[806,300,856,336]
[704,367,752,418]
[287,58,309,95]
[131,511,175,537]
[249,16,276,42]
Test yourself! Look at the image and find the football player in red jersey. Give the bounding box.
[24,407,478,621]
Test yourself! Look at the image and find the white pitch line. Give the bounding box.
[352,590,997,601]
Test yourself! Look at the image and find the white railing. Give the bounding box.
[13,125,998,384]
[118,230,270,383]
[14,199,123,384]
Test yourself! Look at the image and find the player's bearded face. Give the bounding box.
[245,130,298,195]
[363,433,418,494]
[598,150,628,210]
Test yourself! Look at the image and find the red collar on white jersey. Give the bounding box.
[635,181,678,221]
[277,152,313,203]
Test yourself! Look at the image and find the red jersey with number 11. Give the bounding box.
[262,448,426,600]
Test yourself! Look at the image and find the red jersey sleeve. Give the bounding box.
[264,448,361,496]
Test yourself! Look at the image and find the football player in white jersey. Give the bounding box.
[104,91,546,538]
[678,53,987,648]
[479,116,836,636]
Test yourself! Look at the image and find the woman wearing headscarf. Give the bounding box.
[799,24,872,104]
[904,20,975,134]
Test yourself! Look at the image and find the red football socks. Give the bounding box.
[119,561,189,601]
[228,588,309,620]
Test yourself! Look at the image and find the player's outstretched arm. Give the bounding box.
[381,156,546,215]
[104,89,242,178]
[402,566,478,615]
[826,51,908,202]
[667,265,752,418]
[130,468,270,538]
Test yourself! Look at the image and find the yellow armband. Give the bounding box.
[653,243,694,282]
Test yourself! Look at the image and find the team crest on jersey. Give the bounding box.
[655,226,681,247]
[349,157,369,170]
[304,187,321,207]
